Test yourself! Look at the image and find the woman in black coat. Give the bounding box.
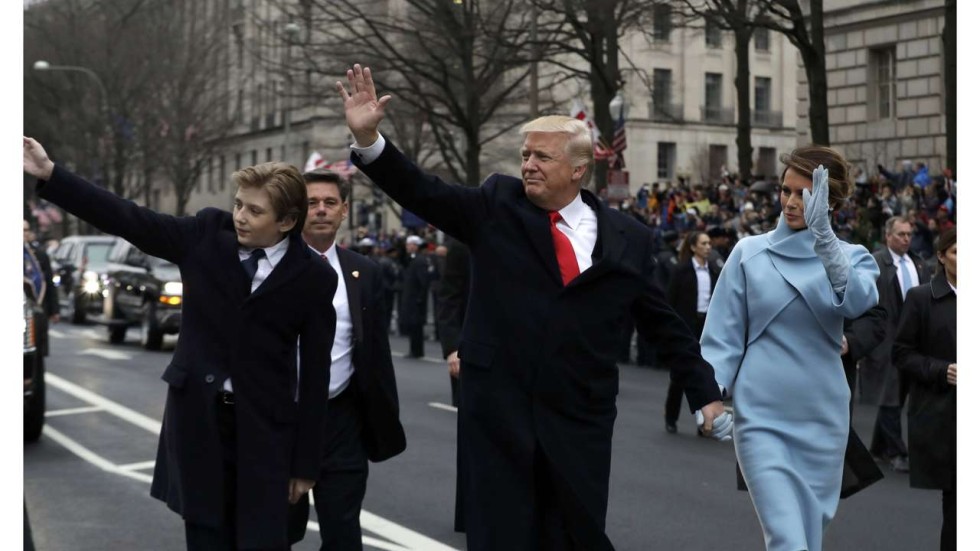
[893,227,956,551]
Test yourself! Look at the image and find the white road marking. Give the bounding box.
[43,373,460,551]
[117,460,157,471]
[427,402,458,413]
[48,329,67,338]
[42,426,154,484]
[78,348,134,361]
[79,328,104,340]
[45,405,105,417]
[46,374,162,433]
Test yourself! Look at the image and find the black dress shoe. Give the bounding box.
[664,419,677,434]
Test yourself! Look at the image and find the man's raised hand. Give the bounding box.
[23,137,55,181]
[335,64,391,147]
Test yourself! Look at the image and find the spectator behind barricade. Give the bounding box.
[913,162,930,188]
[880,183,900,216]
[878,160,915,192]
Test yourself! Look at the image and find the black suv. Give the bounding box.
[102,240,182,350]
[50,235,117,324]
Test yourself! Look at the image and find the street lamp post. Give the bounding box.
[282,22,301,166]
[33,60,110,127]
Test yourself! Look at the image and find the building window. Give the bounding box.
[652,68,675,121]
[704,72,723,121]
[653,4,672,42]
[266,147,273,162]
[235,153,242,172]
[705,18,722,49]
[709,145,728,182]
[657,142,676,180]
[207,156,214,193]
[754,28,770,52]
[757,147,777,178]
[251,150,258,166]
[869,47,897,120]
[219,155,227,192]
[754,76,771,113]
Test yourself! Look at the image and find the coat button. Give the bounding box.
[205,374,215,384]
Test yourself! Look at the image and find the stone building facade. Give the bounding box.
[804,0,948,174]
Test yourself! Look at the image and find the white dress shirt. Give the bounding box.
[317,243,355,399]
[693,258,711,313]
[225,237,290,392]
[353,134,599,273]
[889,248,920,299]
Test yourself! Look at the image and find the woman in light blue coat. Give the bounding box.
[701,146,879,551]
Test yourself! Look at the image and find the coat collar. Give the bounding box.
[246,232,313,302]
[931,274,954,299]
[765,215,815,259]
[516,188,625,288]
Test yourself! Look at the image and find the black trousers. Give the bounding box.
[870,405,908,459]
[941,488,956,551]
[311,385,369,551]
[185,396,244,551]
[406,324,425,358]
[665,313,707,423]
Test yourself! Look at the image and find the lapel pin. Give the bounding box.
[352,271,360,279]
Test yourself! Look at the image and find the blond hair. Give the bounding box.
[520,116,594,187]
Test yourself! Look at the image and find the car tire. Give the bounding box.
[141,308,163,351]
[69,290,86,324]
[24,355,45,443]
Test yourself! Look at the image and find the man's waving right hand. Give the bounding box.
[335,64,391,147]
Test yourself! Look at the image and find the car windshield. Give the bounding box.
[83,243,114,270]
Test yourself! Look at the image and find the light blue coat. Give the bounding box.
[701,217,879,551]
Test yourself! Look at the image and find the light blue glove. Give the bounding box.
[803,165,849,294]
[695,409,734,442]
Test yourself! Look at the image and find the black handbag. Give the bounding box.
[735,425,884,499]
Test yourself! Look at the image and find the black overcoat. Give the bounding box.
[38,166,337,549]
[354,140,721,551]
[666,258,719,334]
[335,247,407,461]
[862,247,930,405]
[893,275,956,490]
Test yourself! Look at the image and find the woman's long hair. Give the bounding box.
[935,227,956,276]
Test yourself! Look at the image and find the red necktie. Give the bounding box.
[548,211,580,285]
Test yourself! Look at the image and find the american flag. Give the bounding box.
[611,111,627,169]
[324,159,359,181]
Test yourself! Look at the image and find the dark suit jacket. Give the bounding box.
[436,237,471,359]
[398,252,434,327]
[864,247,930,406]
[39,166,337,549]
[893,275,956,490]
[354,139,721,551]
[335,247,407,461]
[666,258,719,335]
[842,304,887,412]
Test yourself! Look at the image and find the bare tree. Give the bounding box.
[674,1,767,181]
[272,0,540,186]
[141,0,240,215]
[755,0,829,145]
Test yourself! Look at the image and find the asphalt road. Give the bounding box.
[25,323,942,550]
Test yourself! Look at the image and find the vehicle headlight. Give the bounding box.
[52,274,61,286]
[163,282,183,296]
[159,281,183,306]
[83,278,102,294]
[82,270,99,282]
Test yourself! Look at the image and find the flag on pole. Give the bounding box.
[304,151,328,172]
[324,159,359,181]
[611,110,627,170]
[569,98,602,144]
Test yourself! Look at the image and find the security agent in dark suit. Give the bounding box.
[865,216,930,472]
[399,235,435,358]
[664,231,719,434]
[337,65,726,551]
[299,169,407,550]
[24,137,336,551]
